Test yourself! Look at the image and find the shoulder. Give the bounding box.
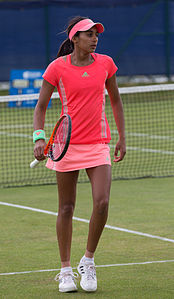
[44,57,66,77]
[43,57,66,84]
[94,53,116,70]
[94,53,115,63]
[47,57,66,69]
[94,53,118,78]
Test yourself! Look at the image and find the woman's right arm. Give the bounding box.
[33,79,55,161]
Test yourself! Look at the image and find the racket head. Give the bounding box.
[44,114,72,162]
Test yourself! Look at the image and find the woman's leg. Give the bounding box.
[85,164,112,257]
[77,165,111,292]
[56,170,79,268]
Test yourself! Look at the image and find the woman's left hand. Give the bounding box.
[113,138,126,162]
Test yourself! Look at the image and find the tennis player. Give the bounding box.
[33,16,126,293]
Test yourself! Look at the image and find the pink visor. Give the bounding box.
[69,18,104,41]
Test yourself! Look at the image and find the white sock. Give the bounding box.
[60,266,72,273]
[81,255,94,264]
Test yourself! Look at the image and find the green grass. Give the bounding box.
[0,86,174,297]
[0,178,174,298]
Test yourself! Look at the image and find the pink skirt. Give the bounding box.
[46,143,111,172]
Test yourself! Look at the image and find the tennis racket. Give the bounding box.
[30,114,72,168]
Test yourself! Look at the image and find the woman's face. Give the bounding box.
[73,26,99,53]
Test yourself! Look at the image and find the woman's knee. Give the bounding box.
[59,203,75,217]
[94,196,109,215]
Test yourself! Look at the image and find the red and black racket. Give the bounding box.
[30,114,72,168]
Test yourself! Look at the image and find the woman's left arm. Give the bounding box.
[105,74,126,162]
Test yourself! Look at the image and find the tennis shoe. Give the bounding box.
[54,270,78,293]
[77,260,97,292]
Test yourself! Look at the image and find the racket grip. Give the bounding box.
[30,159,40,168]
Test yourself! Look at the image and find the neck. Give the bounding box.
[70,50,94,66]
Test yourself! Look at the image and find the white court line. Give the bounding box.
[0,123,53,130]
[0,132,32,138]
[0,201,174,244]
[1,126,174,143]
[111,130,174,142]
[125,146,174,155]
[0,260,174,276]
[126,132,174,141]
[109,144,174,155]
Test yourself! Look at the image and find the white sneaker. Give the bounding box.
[77,261,97,292]
[55,270,78,293]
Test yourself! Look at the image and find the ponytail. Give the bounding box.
[56,16,88,58]
[56,38,74,58]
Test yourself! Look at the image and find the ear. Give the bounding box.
[72,35,78,44]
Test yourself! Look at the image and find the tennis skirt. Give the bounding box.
[46,143,111,172]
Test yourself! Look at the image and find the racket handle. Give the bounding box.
[30,159,40,168]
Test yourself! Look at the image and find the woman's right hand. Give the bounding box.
[34,139,47,161]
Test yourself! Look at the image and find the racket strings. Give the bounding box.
[51,117,69,160]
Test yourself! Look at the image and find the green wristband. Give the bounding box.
[33,129,46,143]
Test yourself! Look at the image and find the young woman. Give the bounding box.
[33,16,126,293]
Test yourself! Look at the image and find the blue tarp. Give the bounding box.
[0,0,173,80]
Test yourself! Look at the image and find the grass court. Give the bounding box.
[0,177,174,298]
